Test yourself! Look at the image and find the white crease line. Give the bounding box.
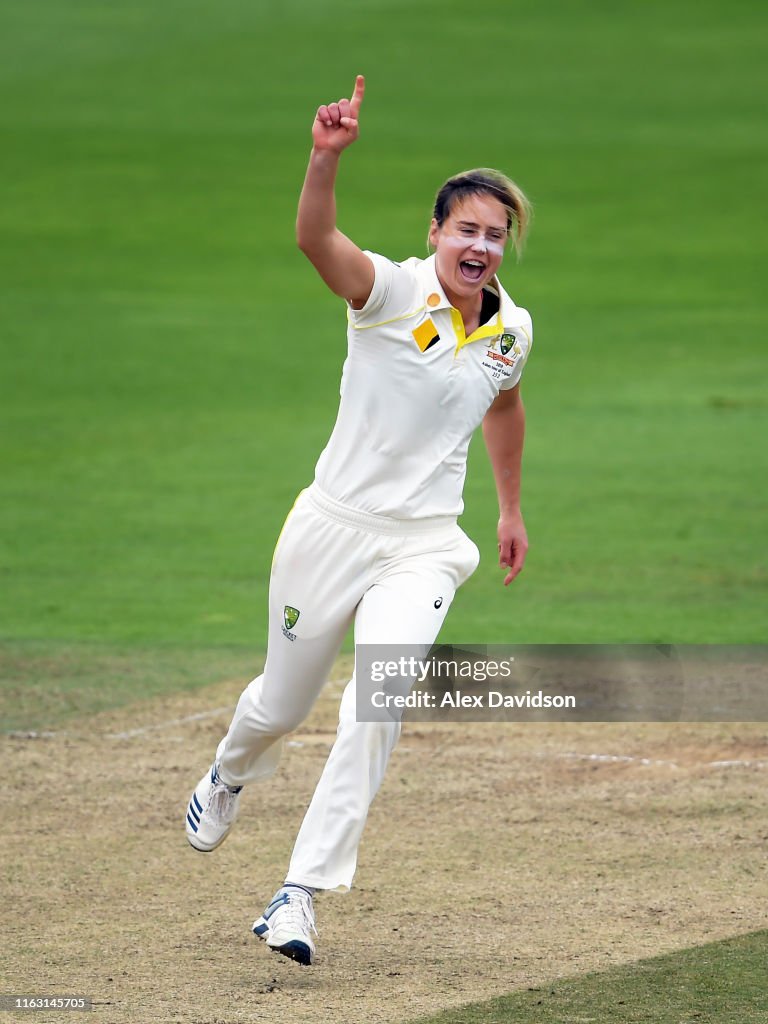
[5,697,767,775]
[105,677,350,740]
[107,706,233,740]
[557,752,680,768]
[707,759,768,769]
[4,678,356,742]
[557,752,768,770]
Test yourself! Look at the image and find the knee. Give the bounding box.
[246,676,313,737]
[264,705,308,737]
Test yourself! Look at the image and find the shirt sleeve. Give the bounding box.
[499,313,533,391]
[347,252,419,328]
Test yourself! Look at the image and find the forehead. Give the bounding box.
[446,192,508,229]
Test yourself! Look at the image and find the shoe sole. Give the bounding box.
[252,919,313,966]
[186,830,230,853]
[269,940,313,966]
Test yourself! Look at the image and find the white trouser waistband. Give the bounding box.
[306,483,457,536]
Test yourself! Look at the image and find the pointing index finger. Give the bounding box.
[350,74,365,118]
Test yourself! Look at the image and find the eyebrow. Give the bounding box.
[456,219,507,233]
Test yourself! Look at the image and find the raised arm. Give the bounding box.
[296,75,375,309]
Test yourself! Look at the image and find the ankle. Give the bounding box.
[213,762,242,792]
[283,882,316,897]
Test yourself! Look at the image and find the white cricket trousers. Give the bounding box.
[215,483,479,891]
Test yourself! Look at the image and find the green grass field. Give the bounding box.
[411,929,768,1024]
[1,3,766,1015]
[2,0,766,713]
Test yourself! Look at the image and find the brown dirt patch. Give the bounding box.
[4,668,767,1023]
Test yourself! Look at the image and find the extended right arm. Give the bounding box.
[296,76,374,309]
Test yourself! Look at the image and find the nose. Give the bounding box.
[470,236,488,254]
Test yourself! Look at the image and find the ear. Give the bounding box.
[428,218,440,249]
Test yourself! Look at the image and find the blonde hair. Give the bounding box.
[431,168,532,258]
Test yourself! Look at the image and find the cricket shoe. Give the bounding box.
[252,885,317,965]
[185,762,243,852]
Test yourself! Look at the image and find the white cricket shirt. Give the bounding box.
[313,252,533,518]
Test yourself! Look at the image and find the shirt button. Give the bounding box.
[427,293,440,308]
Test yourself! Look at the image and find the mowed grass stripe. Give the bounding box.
[409,930,768,1024]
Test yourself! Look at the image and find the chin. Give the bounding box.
[453,272,481,291]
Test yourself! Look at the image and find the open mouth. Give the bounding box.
[459,260,486,282]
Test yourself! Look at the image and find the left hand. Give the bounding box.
[497,511,528,586]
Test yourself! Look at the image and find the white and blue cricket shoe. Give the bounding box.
[185,762,243,852]
[252,885,317,966]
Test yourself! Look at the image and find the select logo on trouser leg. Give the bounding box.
[282,606,300,641]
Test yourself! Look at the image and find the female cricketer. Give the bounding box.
[185,75,533,966]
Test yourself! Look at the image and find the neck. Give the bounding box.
[444,288,482,333]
